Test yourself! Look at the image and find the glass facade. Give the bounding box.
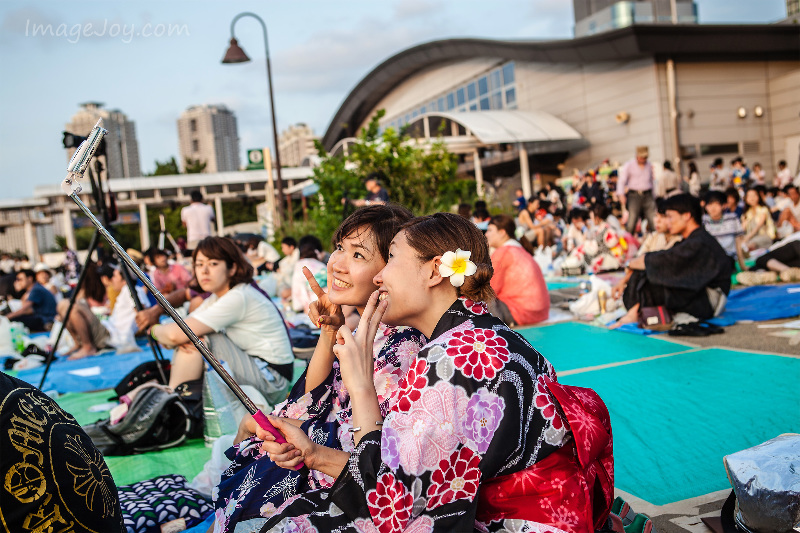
[383,61,517,132]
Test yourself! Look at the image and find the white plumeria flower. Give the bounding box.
[439,248,477,287]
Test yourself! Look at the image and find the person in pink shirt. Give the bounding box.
[618,145,656,234]
[149,248,192,293]
[485,214,549,325]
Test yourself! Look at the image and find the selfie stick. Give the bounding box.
[62,119,302,468]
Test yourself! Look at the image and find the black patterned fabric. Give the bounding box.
[117,474,213,533]
[0,371,123,533]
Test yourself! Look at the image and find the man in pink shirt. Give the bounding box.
[618,146,656,234]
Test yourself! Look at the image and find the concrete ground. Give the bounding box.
[678,319,800,356]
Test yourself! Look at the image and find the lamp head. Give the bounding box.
[222,38,250,64]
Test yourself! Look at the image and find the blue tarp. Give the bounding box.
[709,283,800,326]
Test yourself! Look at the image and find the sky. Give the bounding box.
[0,0,788,201]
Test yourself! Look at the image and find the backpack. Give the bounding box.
[83,384,195,456]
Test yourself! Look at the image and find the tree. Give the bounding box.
[184,158,207,174]
[150,157,180,176]
[309,109,469,242]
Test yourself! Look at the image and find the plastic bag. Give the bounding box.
[569,277,614,318]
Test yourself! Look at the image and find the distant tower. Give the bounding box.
[572,0,698,37]
[278,123,319,167]
[788,0,800,19]
[177,105,241,173]
[65,102,141,179]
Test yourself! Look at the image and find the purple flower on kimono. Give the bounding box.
[381,425,401,469]
[463,388,505,454]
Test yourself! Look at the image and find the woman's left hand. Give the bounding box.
[332,290,387,395]
[259,416,317,471]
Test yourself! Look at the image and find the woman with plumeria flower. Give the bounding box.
[255,213,614,533]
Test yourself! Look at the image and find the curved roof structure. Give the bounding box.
[322,24,800,150]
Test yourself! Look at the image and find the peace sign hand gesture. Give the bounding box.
[304,266,344,337]
[332,290,387,395]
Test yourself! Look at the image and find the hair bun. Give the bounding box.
[460,262,495,303]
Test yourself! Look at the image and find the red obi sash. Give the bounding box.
[477,378,614,533]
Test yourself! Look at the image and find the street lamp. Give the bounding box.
[222,12,286,222]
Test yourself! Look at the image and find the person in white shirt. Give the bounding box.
[775,160,793,189]
[777,185,800,238]
[56,265,141,359]
[246,237,281,273]
[181,191,216,250]
[291,235,327,313]
[149,236,294,404]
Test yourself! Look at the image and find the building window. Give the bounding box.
[479,97,490,110]
[191,139,199,152]
[457,88,465,106]
[190,119,197,132]
[505,87,516,107]
[502,62,515,85]
[490,69,502,91]
[467,82,477,101]
[699,143,739,156]
[438,97,445,111]
[447,93,455,110]
[469,103,478,111]
[478,76,488,96]
[420,105,426,114]
[490,92,503,110]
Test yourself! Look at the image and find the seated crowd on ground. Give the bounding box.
[2,154,800,532]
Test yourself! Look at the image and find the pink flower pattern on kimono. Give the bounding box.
[392,380,468,476]
[446,328,510,380]
[353,517,380,533]
[286,515,318,533]
[462,298,488,315]
[395,358,429,412]
[425,447,482,509]
[404,516,434,532]
[366,473,414,533]
[534,375,567,446]
[463,388,505,453]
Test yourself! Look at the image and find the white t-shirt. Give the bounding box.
[181,202,215,243]
[190,283,293,365]
[256,241,281,263]
[102,286,140,350]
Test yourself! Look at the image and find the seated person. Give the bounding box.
[703,190,742,258]
[512,187,527,212]
[291,235,327,313]
[518,197,555,246]
[776,185,800,238]
[149,236,294,406]
[725,187,744,218]
[485,214,549,325]
[213,205,425,533]
[57,265,140,359]
[0,372,123,532]
[34,263,62,301]
[252,213,613,532]
[149,248,192,293]
[562,207,589,253]
[736,240,800,285]
[612,194,733,328]
[612,198,682,300]
[738,188,776,253]
[246,237,281,273]
[7,268,57,331]
[568,203,628,274]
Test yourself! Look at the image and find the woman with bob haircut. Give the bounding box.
[252,213,614,533]
[149,236,293,405]
[211,205,426,533]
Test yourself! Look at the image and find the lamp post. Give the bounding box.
[222,12,286,222]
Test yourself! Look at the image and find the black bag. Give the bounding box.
[83,385,194,455]
[113,360,171,399]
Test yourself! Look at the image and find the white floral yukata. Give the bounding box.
[258,298,613,533]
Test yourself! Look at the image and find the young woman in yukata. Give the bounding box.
[254,213,614,533]
[212,205,426,533]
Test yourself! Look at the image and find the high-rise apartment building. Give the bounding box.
[573,0,697,36]
[65,102,141,179]
[278,123,319,167]
[788,0,800,19]
[177,105,241,173]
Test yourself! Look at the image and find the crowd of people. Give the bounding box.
[2,151,799,532]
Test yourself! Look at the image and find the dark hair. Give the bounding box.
[474,200,487,211]
[281,236,297,248]
[568,208,588,222]
[247,237,261,249]
[786,184,799,194]
[655,197,668,215]
[539,200,552,212]
[332,204,413,263]
[365,171,385,187]
[712,157,723,167]
[490,214,534,255]
[778,160,787,167]
[731,157,743,165]
[743,187,767,209]
[663,194,703,224]
[457,203,472,219]
[152,248,168,258]
[688,161,698,173]
[298,235,323,260]
[724,187,740,202]
[704,191,727,206]
[402,213,495,303]
[192,236,253,288]
[663,161,673,171]
[472,208,490,221]
[17,269,35,281]
[96,264,116,280]
[591,203,610,221]
[190,190,203,203]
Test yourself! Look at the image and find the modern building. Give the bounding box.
[66,102,141,180]
[323,24,800,198]
[177,105,241,173]
[573,0,697,37]
[278,123,319,167]
[788,0,800,20]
